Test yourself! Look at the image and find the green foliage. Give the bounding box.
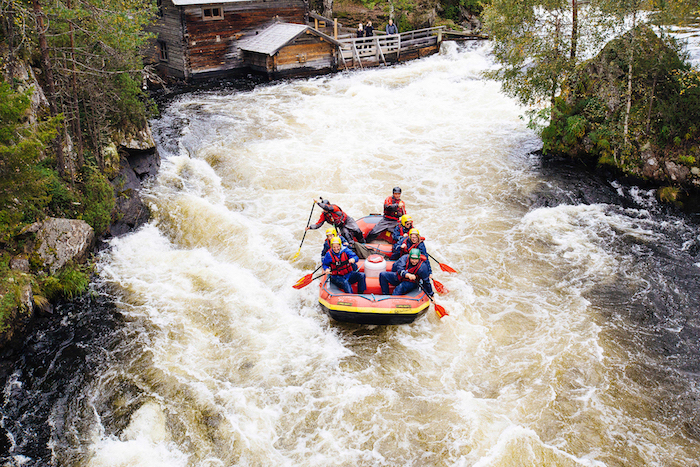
[79,167,115,237]
[678,155,696,166]
[541,25,699,177]
[443,0,484,20]
[40,263,90,301]
[482,0,576,109]
[0,253,32,333]
[0,81,59,219]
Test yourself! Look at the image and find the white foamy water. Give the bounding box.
[88,42,700,466]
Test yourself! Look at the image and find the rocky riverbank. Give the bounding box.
[0,129,159,349]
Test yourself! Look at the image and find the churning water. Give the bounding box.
[2,41,700,466]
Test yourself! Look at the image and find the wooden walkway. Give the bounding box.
[336,27,445,70]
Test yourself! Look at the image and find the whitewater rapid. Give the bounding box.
[5,40,699,467]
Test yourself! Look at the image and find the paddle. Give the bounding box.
[427,252,457,273]
[290,201,316,261]
[432,278,448,294]
[417,280,448,318]
[292,273,324,289]
[292,264,322,289]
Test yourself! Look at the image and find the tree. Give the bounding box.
[483,0,698,132]
[483,0,578,123]
[0,81,59,217]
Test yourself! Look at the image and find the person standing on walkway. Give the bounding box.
[385,18,398,35]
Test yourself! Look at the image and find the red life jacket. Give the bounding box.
[323,205,348,226]
[400,239,424,254]
[401,259,425,281]
[383,196,406,221]
[329,249,354,275]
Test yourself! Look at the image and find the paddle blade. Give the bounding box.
[439,263,457,274]
[433,279,448,294]
[434,303,448,318]
[292,274,313,289]
[289,248,301,261]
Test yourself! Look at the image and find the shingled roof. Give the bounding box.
[238,23,341,56]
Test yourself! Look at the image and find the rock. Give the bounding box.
[0,285,34,347]
[664,161,690,183]
[19,285,33,313]
[18,222,42,236]
[691,167,700,176]
[33,218,95,274]
[118,125,156,151]
[642,148,658,179]
[9,257,30,273]
[108,149,159,237]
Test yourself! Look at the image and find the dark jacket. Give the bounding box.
[393,254,433,296]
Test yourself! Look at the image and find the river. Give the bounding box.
[2,41,700,466]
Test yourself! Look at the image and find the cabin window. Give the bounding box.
[202,6,223,20]
[158,41,169,62]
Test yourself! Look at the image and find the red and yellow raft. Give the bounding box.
[318,215,430,325]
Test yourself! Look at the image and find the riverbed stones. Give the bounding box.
[33,218,95,274]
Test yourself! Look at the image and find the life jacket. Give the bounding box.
[400,239,424,254]
[322,205,348,226]
[401,259,425,281]
[383,196,406,221]
[397,224,411,237]
[329,249,354,275]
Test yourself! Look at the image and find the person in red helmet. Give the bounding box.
[365,187,406,242]
[307,198,364,244]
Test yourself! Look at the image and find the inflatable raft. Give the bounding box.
[318,215,430,325]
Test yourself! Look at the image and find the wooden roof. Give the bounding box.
[238,23,341,56]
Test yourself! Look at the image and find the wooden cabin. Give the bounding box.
[147,0,307,80]
[238,23,341,78]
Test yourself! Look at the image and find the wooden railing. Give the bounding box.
[336,26,445,69]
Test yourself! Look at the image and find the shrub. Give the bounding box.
[79,167,115,237]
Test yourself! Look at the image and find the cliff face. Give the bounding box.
[542,26,700,197]
[0,57,159,349]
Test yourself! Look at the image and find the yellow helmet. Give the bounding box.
[400,214,413,227]
[325,227,338,237]
[409,228,420,237]
[330,236,342,246]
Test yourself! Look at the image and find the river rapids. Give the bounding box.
[2,41,700,467]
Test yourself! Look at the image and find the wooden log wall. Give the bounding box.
[183,1,306,75]
[147,0,187,78]
[275,41,336,73]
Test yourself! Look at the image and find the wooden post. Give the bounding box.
[334,18,337,39]
[314,18,318,30]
